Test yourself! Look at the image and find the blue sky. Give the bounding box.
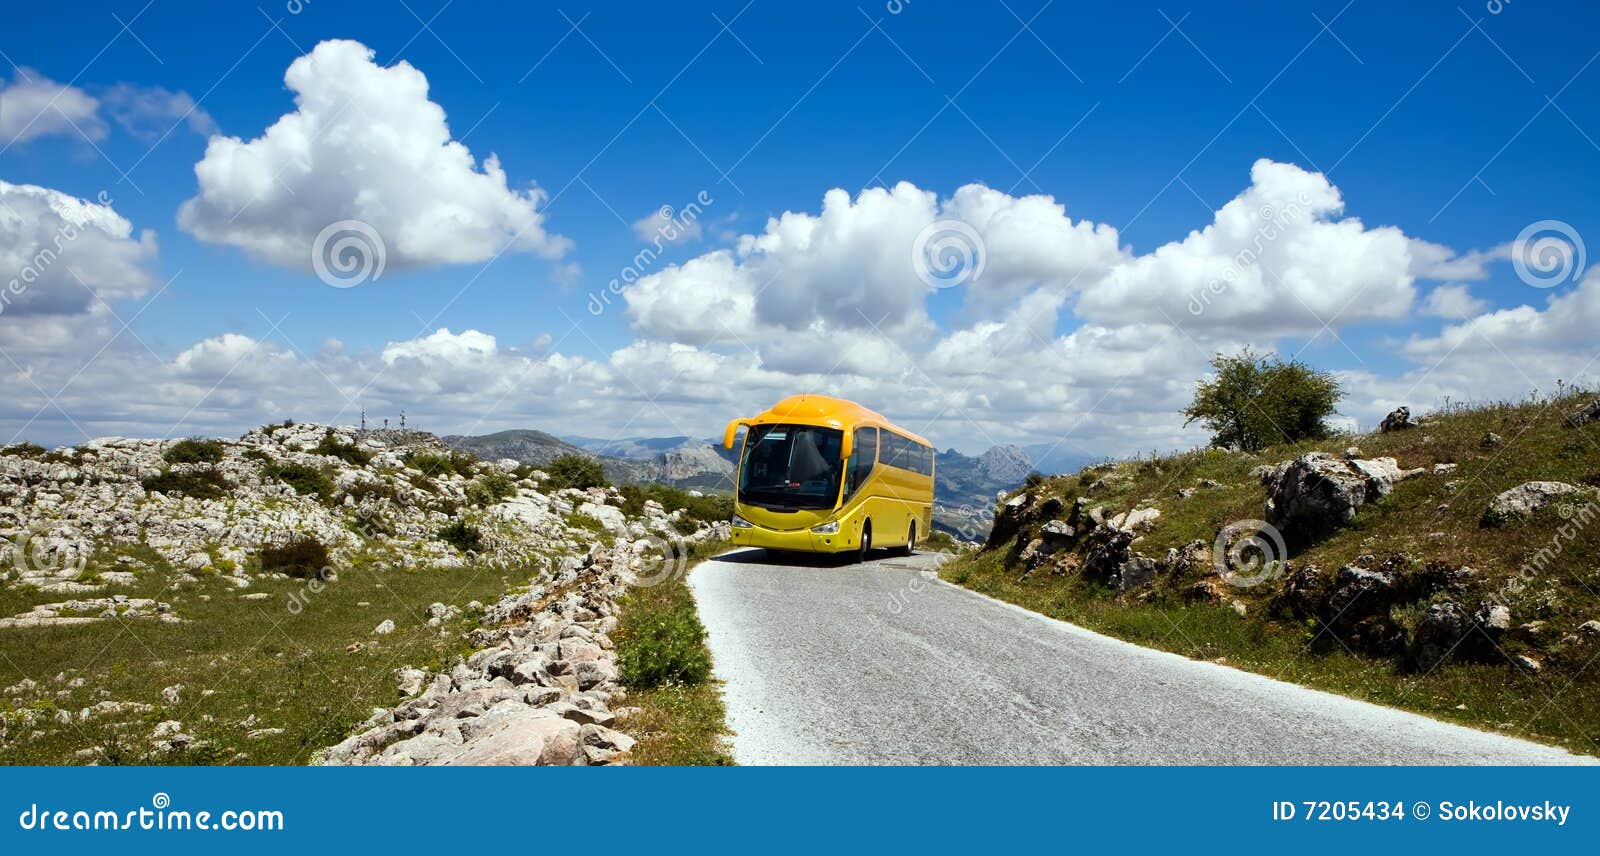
[2,0,1597,457]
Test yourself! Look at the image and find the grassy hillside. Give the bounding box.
[941,389,1600,755]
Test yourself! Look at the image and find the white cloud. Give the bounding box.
[0,69,104,144]
[0,180,159,318]
[631,205,703,244]
[177,39,571,273]
[1420,283,1488,319]
[101,83,217,140]
[1077,159,1419,335]
[7,156,1592,461]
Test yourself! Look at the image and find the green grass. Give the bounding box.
[0,545,531,765]
[612,541,732,765]
[942,389,1600,756]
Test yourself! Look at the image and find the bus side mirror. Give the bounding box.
[723,420,746,449]
[840,432,853,459]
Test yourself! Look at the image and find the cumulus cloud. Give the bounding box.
[1077,159,1421,334]
[0,69,104,144]
[0,180,159,318]
[177,39,571,273]
[1420,283,1488,319]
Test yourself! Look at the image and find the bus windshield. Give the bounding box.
[737,423,844,510]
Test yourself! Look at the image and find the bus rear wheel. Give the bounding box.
[893,522,916,557]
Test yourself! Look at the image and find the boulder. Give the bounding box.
[436,707,582,766]
[1481,481,1585,527]
[1265,453,1419,542]
[1164,540,1212,577]
[1565,398,1600,428]
[1273,564,1327,619]
[1080,525,1134,584]
[579,723,636,765]
[1380,406,1418,432]
[1324,564,1399,627]
[1113,557,1160,593]
[1410,600,1474,672]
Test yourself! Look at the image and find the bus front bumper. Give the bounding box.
[729,520,858,554]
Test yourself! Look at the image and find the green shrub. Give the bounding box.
[162,438,226,465]
[464,468,517,506]
[3,442,47,459]
[438,519,482,553]
[141,468,231,500]
[544,454,607,490]
[1183,349,1344,452]
[617,585,713,689]
[241,448,272,465]
[313,430,374,466]
[921,529,960,553]
[346,479,400,504]
[618,483,731,525]
[265,462,336,502]
[258,537,332,578]
[408,450,477,478]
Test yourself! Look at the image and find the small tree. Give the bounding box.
[1184,350,1343,452]
[544,454,608,490]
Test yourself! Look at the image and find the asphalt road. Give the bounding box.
[689,548,1596,765]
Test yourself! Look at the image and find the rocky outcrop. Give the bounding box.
[1264,453,1423,542]
[1481,481,1587,527]
[1,423,722,598]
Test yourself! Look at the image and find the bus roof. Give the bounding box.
[742,394,931,447]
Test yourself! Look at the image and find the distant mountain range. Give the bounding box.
[440,430,739,492]
[442,428,1085,533]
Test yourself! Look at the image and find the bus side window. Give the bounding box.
[845,427,877,498]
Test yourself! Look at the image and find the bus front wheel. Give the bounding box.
[856,522,872,564]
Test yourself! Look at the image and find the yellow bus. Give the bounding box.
[722,395,934,561]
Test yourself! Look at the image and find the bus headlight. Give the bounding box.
[810,521,840,534]
[730,514,754,529]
